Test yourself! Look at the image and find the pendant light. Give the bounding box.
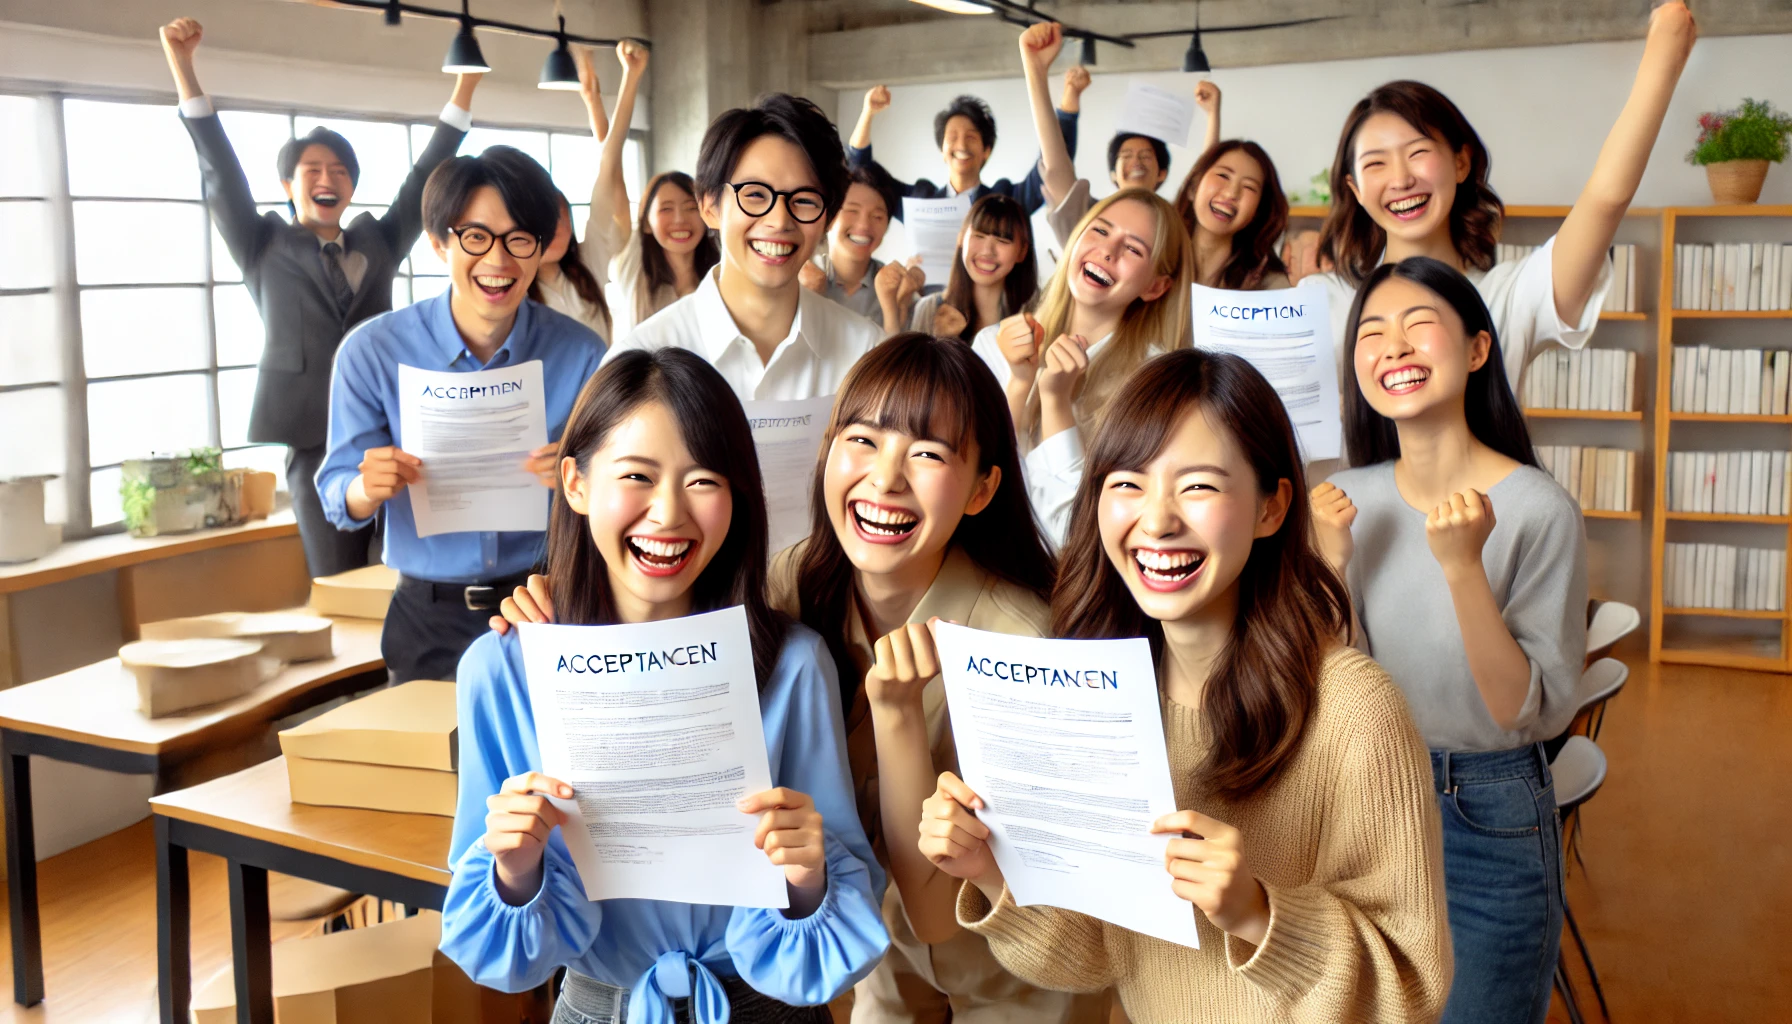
[905,0,992,12]
[1080,35,1097,66]
[1183,0,1210,73]
[539,10,579,90]
[442,0,490,74]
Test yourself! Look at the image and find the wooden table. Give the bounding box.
[150,756,452,1024]
[0,615,384,1009]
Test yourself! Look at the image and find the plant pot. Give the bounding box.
[1705,159,1770,204]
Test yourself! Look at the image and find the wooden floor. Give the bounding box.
[0,654,1784,1023]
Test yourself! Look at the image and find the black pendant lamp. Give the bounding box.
[540,16,579,90]
[442,1,490,74]
[1080,35,1097,66]
[1183,0,1211,73]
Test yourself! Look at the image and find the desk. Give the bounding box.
[150,756,452,1024]
[0,615,383,1008]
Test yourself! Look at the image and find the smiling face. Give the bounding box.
[830,183,891,264]
[1098,405,1288,627]
[562,400,734,623]
[701,135,828,293]
[1067,198,1172,313]
[940,114,990,180]
[428,184,544,336]
[1352,273,1490,423]
[283,143,355,231]
[822,415,999,582]
[1190,150,1264,239]
[646,179,704,255]
[961,223,1026,287]
[1347,111,1471,247]
[1111,137,1166,190]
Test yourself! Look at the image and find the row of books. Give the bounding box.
[1667,346,1792,416]
[1521,347,1637,412]
[1535,446,1638,513]
[1496,244,1640,312]
[1665,450,1792,516]
[1662,543,1785,612]
[1671,242,1792,311]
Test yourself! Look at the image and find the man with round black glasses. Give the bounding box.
[316,147,606,683]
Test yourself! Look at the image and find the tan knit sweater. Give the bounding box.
[957,647,1452,1024]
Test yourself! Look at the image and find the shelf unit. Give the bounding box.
[1647,205,1792,672]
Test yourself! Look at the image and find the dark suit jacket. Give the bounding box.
[183,113,466,449]
[846,109,1079,219]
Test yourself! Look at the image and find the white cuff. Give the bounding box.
[178,95,216,119]
[440,103,473,132]
[1024,427,1084,550]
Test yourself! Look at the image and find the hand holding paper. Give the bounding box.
[353,446,422,512]
[398,360,551,536]
[740,787,828,896]
[1154,809,1270,946]
[918,771,1001,894]
[483,771,572,905]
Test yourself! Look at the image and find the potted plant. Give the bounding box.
[1687,98,1792,204]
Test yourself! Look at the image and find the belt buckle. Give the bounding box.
[464,585,495,611]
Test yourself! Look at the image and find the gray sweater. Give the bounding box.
[1329,462,1588,752]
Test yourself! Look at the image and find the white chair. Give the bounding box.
[1577,657,1629,741]
[1585,600,1641,663]
[1550,735,1610,1023]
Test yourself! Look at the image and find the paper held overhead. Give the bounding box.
[1190,279,1341,462]
[1114,79,1197,149]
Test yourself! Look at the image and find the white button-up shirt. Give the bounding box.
[607,266,883,403]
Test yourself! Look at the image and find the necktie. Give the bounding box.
[321,241,355,314]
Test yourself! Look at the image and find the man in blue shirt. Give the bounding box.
[318,147,606,683]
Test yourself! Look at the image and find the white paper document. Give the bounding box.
[1191,279,1341,461]
[1114,80,1196,149]
[518,607,789,909]
[398,360,550,537]
[742,395,834,557]
[902,194,974,288]
[933,623,1200,949]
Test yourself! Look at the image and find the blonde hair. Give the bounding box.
[1028,189,1192,441]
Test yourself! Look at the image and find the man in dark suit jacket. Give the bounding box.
[160,16,480,577]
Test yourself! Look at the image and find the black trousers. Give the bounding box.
[286,442,375,578]
[381,573,526,684]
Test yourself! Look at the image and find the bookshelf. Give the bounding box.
[1648,205,1792,672]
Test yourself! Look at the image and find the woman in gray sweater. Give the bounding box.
[1311,256,1586,1024]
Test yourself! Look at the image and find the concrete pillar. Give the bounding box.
[646,0,754,175]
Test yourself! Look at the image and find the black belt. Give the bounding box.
[402,572,533,612]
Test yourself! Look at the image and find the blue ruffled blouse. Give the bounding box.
[438,624,890,1024]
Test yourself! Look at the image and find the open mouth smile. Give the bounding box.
[311,190,341,208]
[849,499,919,544]
[1080,262,1115,289]
[748,239,797,265]
[844,232,874,247]
[473,274,517,301]
[1132,548,1204,592]
[969,256,1002,275]
[1385,194,1431,221]
[626,536,694,577]
[667,229,695,243]
[1379,365,1431,395]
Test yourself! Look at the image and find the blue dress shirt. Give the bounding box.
[317,292,605,583]
[439,624,889,1023]
[847,109,1079,218]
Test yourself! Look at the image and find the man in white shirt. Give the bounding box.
[607,93,882,402]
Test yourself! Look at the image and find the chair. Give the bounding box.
[1550,735,1610,1023]
[1585,600,1641,663]
[1577,657,1629,742]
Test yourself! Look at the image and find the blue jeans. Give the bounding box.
[1432,744,1564,1024]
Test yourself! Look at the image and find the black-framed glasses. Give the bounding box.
[449,224,542,259]
[728,181,828,223]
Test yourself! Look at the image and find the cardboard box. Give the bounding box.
[309,564,400,620]
[279,681,457,771]
[193,912,439,1024]
[121,637,270,717]
[141,611,333,663]
[286,755,457,817]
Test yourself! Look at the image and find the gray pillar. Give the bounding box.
[646,0,753,175]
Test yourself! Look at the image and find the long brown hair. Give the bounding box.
[1051,349,1351,801]
[528,189,612,330]
[940,194,1038,342]
[1171,140,1289,290]
[795,333,1054,685]
[638,172,721,299]
[547,348,783,687]
[1319,81,1503,286]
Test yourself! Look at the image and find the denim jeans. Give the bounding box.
[1432,744,1565,1024]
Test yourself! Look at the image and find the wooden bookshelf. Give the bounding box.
[1648,205,1792,671]
[1600,311,1649,321]
[1584,509,1644,521]
[1524,408,1644,421]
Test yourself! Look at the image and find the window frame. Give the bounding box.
[1,84,645,538]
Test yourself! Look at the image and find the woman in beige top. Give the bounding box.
[578,41,716,341]
[917,348,1452,1023]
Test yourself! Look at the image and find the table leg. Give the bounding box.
[155,816,190,1024]
[2,738,42,1007]
[227,859,273,1024]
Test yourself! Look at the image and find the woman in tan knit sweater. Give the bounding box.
[916,348,1452,1023]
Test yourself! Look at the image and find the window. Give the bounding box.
[5,87,645,536]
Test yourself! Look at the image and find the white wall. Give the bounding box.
[843,32,1792,269]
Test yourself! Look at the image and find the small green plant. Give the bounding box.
[120,477,157,534]
[1288,168,1331,206]
[1687,99,1792,165]
[183,446,223,478]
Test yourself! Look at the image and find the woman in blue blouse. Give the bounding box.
[439,347,889,1024]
